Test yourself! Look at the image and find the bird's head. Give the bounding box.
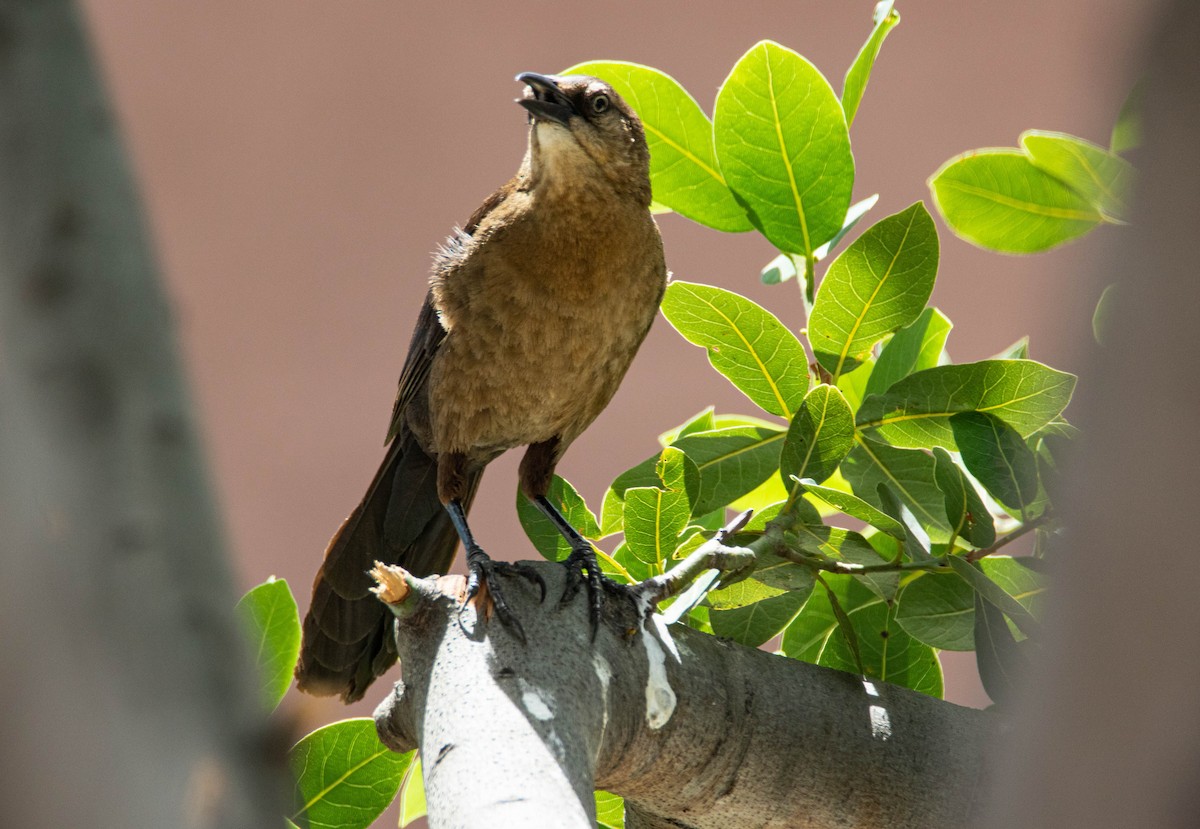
[517,73,651,207]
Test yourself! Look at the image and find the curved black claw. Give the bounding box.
[464,546,546,644]
[559,543,637,638]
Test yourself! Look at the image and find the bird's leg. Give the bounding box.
[444,499,546,643]
[532,494,629,633]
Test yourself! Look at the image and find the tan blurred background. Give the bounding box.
[79,0,1151,733]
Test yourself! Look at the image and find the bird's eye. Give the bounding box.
[591,94,610,114]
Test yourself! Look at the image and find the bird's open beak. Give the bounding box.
[516,73,575,127]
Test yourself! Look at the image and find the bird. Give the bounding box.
[295,72,667,703]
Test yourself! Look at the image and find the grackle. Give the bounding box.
[296,73,667,702]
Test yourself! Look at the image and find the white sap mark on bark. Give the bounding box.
[518,678,554,722]
[862,681,892,740]
[593,652,612,737]
[869,705,893,741]
[641,617,678,730]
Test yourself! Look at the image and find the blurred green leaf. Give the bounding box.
[931,447,996,548]
[517,475,602,561]
[782,573,943,697]
[857,359,1076,449]
[595,790,626,829]
[1021,130,1134,221]
[842,437,953,541]
[565,61,751,232]
[236,577,300,710]
[974,590,1034,705]
[1093,283,1117,345]
[399,756,425,828]
[600,456,660,536]
[799,481,906,538]
[291,719,411,829]
[661,281,810,416]
[929,149,1104,253]
[714,40,854,257]
[1110,81,1143,154]
[710,586,810,647]
[841,1,900,127]
[950,412,1041,519]
[673,424,786,515]
[780,384,855,487]
[810,203,940,378]
[863,307,952,399]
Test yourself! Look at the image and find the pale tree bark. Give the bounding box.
[978,2,1200,827]
[372,559,997,829]
[0,2,285,827]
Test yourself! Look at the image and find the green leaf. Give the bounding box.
[782,573,943,697]
[1093,283,1117,345]
[863,307,952,399]
[600,456,660,536]
[706,577,786,610]
[291,719,411,829]
[841,1,900,127]
[762,195,880,284]
[623,448,693,567]
[673,424,786,515]
[780,385,855,488]
[605,541,654,584]
[950,412,1041,519]
[931,447,996,548]
[814,194,881,261]
[894,571,975,650]
[565,61,751,232]
[1021,130,1134,221]
[929,149,1105,253]
[1110,81,1143,154]
[809,202,940,378]
[948,556,1041,639]
[236,577,301,710]
[895,557,1046,651]
[993,336,1029,361]
[857,359,1077,449]
[835,357,875,412]
[714,40,854,257]
[517,475,601,562]
[799,481,906,538]
[842,437,953,541]
[595,790,626,829]
[623,486,688,567]
[661,281,810,417]
[658,406,716,447]
[709,587,810,647]
[399,757,425,828]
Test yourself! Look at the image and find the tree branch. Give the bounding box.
[373,559,997,829]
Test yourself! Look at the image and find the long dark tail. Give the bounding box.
[295,430,481,702]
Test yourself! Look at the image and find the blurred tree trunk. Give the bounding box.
[978,2,1200,827]
[0,2,285,826]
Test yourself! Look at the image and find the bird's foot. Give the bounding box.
[464,545,546,643]
[559,543,644,637]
